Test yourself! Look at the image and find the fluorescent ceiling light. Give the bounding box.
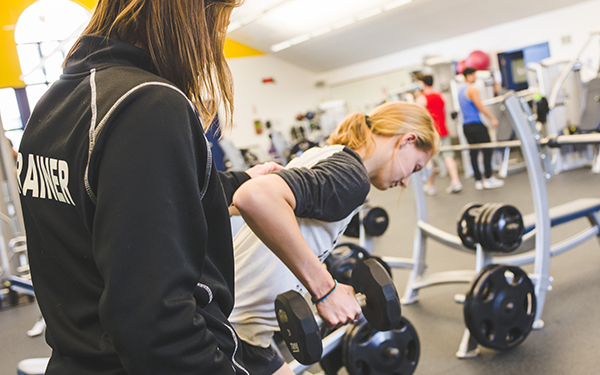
[289,34,311,45]
[227,0,294,33]
[271,40,293,52]
[269,0,414,52]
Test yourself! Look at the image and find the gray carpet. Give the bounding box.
[1,166,599,375]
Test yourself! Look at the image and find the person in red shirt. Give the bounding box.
[415,75,462,194]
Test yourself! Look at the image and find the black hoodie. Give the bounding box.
[18,35,249,375]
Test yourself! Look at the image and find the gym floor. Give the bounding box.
[1,166,599,375]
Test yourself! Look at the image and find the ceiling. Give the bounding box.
[227,0,590,73]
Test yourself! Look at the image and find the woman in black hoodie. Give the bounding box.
[17,1,279,374]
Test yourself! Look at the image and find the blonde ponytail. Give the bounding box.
[329,102,440,156]
[327,112,373,151]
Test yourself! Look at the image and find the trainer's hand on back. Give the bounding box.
[315,283,362,329]
[245,162,284,179]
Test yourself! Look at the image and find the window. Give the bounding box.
[0,0,90,149]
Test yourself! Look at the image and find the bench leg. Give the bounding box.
[401,227,426,305]
[587,212,600,246]
[456,329,480,358]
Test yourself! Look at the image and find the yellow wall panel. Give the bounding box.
[224,39,264,59]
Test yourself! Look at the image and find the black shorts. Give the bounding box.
[240,340,286,375]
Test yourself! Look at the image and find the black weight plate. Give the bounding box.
[325,243,370,286]
[470,263,503,290]
[464,265,536,350]
[352,259,401,331]
[477,203,500,251]
[483,203,506,251]
[457,203,482,249]
[363,207,389,237]
[344,213,361,238]
[485,205,525,253]
[463,263,503,332]
[473,203,491,249]
[275,290,322,365]
[343,317,420,375]
[319,343,344,375]
[371,256,393,280]
[483,205,520,252]
[463,263,502,311]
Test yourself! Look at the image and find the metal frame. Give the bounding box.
[0,115,28,288]
[284,93,600,371]
[399,94,600,358]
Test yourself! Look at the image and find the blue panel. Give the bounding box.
[523,42,551,65]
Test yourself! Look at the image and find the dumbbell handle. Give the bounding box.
[313,292,367,327]
[277,258,400,365]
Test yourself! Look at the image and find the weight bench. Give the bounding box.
[516,198,600,254]
[523,197,600,233]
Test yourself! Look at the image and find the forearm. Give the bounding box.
[478,105,496,122]
[469,87,497,122]
[233,177,335,299]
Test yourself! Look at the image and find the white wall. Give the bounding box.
[224,54,322,153]
[319,0,600,86]
[327,66,417,114]
[224,0,600,159]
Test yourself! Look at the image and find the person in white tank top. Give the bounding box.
[230,101,441,375]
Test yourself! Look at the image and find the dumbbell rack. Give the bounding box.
[0,122,29,305]
[378,94,600,358]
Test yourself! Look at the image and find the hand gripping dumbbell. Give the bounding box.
[274,258,402,365]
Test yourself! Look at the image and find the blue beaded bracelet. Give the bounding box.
[312,279,338,305]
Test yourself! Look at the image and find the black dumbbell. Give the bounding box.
[363,207,389,237]
[457,202,524,252]
[275,258,402,365]
[343,206,389,238]
[324,243,370,285]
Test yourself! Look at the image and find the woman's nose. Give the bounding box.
[402,175,411,187]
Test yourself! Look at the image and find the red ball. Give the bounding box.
[456,60,467,74]
[466,50,490,70]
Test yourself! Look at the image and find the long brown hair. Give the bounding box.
[328,101,440,156]
[65,0,243,130]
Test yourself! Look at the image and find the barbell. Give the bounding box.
[457,203,525,253]
[439,133,600,152]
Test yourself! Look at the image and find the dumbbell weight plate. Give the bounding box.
[319,344,344,375]
[344,214,361,238]
[274,290,322,365]
[475,203,497,250]
[363,207,389,237]
[464,264,536,350]
[457,203,483,249]
[351,258,401,331]
[325,243,370,286]
[343,317,420,375]
[371,256,393,280]
[483,205,525,253]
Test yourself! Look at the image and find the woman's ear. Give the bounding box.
[401,132,418,146]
